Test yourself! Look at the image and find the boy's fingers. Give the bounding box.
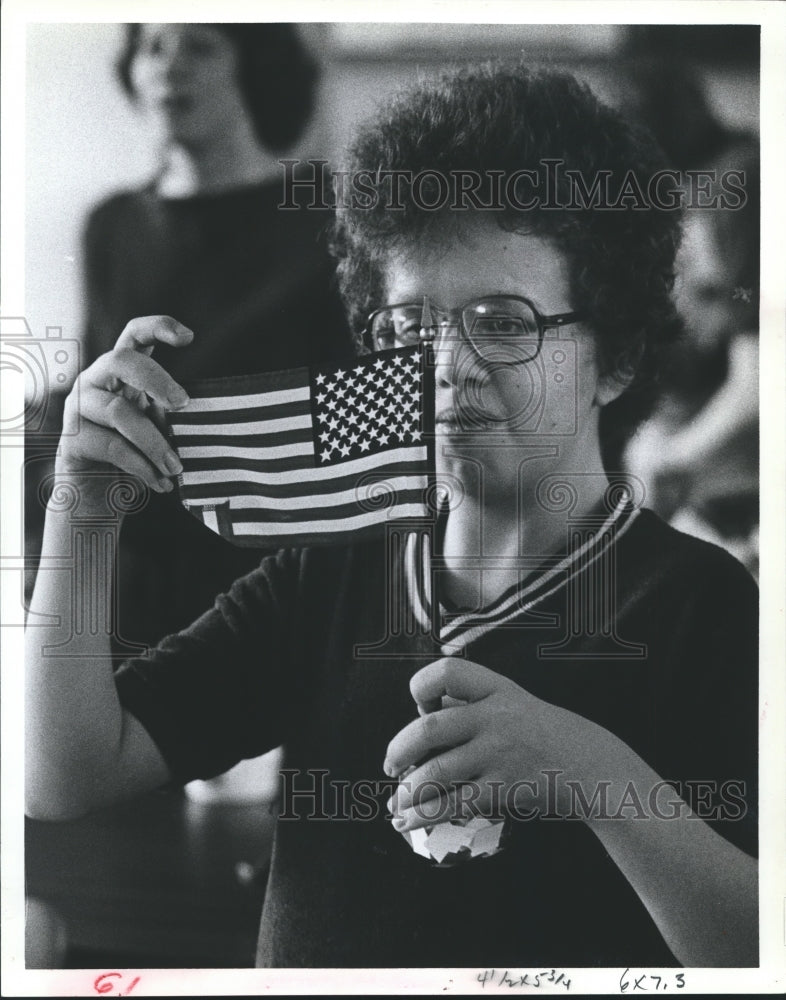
[88,349,190,409]
[114,315,195,355]
[80,389,182,478]
[416,693,467,717]
[393,780,503,833]
[146,396,170,437]
[63,420,173,493]
[384,705,475,778]
[388,743,477,819]
[410,658,498,713]
[393,787,462,833]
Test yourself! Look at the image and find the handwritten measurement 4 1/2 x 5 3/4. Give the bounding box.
[477,968,572,989]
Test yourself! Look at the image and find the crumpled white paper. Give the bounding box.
[398,814,507,865]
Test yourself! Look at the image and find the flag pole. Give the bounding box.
[419,296,443,652]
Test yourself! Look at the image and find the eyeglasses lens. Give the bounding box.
[464,299,540,362]
[372,298,540,362]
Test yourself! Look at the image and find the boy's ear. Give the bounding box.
[594,341,643,407]
[594,369,634,407]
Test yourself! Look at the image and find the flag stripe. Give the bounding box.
[179,460,430,501]
[181,475,429,511]
[179,441,315,461]
[177,429,312,449]
[175,429,311,451]
[179,446,427,486]
[180,453,314,476]
[168,399,310,426]
[232,503,427,537]
[183,384,310,412]
[192,490,427,525]
[168,414,313,437]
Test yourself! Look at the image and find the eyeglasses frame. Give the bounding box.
[364,294,584,362]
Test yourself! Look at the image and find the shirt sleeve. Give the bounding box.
[114,546,308,783]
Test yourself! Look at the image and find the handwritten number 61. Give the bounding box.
[93,972,141,996]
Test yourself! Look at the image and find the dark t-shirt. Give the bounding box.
[115,510,758,967]
[81,181,355,648]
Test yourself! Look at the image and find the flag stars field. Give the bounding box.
[311,350,426,464]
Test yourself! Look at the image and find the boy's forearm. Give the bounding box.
[583,734,758,967]
[25,472,130,819]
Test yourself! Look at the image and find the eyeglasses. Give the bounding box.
[366,295,583,364]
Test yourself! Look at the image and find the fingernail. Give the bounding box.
[165,453,183,475]
[393,817,407,831]
[158,477,173,492]
[169,390,190,409]
[383,759,394,777]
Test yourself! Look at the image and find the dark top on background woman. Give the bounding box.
[83,179,353,650]
[83,180,351,379]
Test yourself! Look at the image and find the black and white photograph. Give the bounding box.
[2,1,784,994]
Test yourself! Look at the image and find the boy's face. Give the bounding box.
[382,217,610,508]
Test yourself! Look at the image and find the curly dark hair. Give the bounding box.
[116,23,319,152]
[331,63,684,461]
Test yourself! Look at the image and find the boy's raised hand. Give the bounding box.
[57,316,194,494]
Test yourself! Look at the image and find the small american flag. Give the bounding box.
[166,346,435,547]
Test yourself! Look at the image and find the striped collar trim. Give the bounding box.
[405,498,640,653]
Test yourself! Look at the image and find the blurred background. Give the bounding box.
[23,21,759,969]
[24,22,759,344]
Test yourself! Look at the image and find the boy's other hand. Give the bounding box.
[384,657,603,830]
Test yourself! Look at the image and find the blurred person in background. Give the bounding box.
[620,40,760,577]
[49,23,354,650]
[626,144,759,577]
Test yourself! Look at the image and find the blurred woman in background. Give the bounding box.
[82,23,354,650]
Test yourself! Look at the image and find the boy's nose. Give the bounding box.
[432,326,460,388]
[433,326,484,390]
